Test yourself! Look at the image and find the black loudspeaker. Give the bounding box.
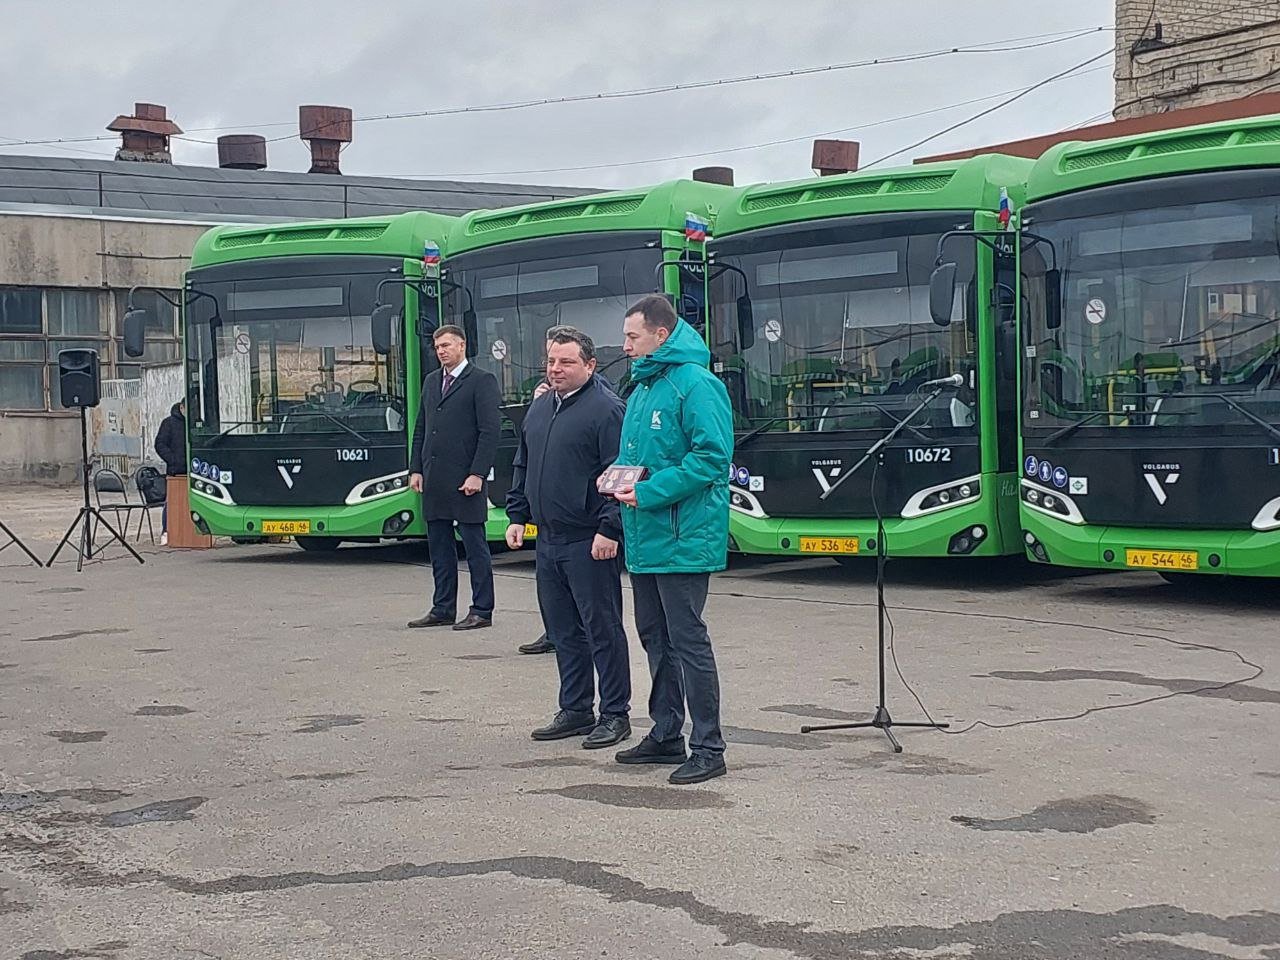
[58,348,101,408]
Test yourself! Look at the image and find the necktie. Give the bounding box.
[554,393,563,414]
[442,372,454,395]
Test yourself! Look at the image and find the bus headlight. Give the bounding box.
[901,476,981,518]
[1020,480,1084,524]
[347,471,410,505]
[190,477,234,504]
[1252,496,1280,532]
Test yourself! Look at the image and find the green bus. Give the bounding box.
[440,178,732,534]
[1016,114,1280,579]
[707,154,1033,560]
[154,212,456,550]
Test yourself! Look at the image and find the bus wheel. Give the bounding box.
[296,536,342,552]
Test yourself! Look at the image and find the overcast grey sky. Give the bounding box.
[0,0,1117,190]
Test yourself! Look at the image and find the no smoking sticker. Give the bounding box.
[234,332,251,354]
[491,339,508,361]
[1085,298,1106,325]
[763,319,782,343]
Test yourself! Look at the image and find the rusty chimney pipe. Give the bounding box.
[217,134,268,170]
[107,102,183,163]
[692,166,734,186]
[299,105,353,174]
[811,139,860,176]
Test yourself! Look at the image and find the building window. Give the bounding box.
[0,364,45,410]
[113,289,177,336]
[0,287,42,334]
[47,289,106,336]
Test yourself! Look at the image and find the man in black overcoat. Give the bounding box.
[408,325,501,630]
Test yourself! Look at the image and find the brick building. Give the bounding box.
[1115,1,1280,119]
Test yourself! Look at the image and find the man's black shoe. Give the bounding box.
[518,634,555,655]
[531,710,596,741]
[668,754,727,785]
[408,613,455,628]
[614,736,686,765]
[452,614,492,631]
[583,716,631,750]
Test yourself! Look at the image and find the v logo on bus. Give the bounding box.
[1143,471,1179,505]
[277,462,302,489]
[811,465,842,495]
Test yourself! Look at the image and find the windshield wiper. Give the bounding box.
[285,410,370,443]
[201,420,259,446]
[1199,392,1280,442]
[735,415,813,448]
[1040,409,1125,445]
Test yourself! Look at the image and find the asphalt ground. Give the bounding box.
[1,487,1278,959]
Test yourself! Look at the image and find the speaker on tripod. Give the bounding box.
[46,349,144,572]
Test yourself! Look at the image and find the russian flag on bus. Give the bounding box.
[997,188,1011,229]
[684,213,709,243]
[423,241,442,265]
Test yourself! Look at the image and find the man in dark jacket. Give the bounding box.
[408,325,502,631]
[153,400,185,545]
[506,327,631,749]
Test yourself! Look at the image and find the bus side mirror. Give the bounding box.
[1044,268,1063,330]
[463,307,478,359]
[123,307,147,357]
[370,303,396,355]
[736,295,755,350]
[929,263,957,326]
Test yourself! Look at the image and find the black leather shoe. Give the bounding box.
[614,736,686,765]
[669,754,727,785]
[531,710,596,741]
[518,634,555,655]
[583,716,631,750]
[408,613,455,628]
[452,614,492,631]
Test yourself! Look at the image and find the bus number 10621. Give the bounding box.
[905,447,952,463]
[337,448,370,462]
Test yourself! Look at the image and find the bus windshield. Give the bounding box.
[1023,182,1280,438]
[185,257,408,442]
[708,214,978,435]
[443,234,663,403]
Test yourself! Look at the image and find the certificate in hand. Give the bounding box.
[599,464,648,494]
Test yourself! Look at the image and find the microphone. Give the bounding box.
[920,373,965,389]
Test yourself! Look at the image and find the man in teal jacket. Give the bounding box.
[607,294,733,785]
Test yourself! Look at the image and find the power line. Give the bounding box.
[1,25,1113,151]
[861,48,1114,169]
[379,63,1113,181]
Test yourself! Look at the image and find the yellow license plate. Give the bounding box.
[800,536,859,555]
[1125,548,1198,571]
[262,520,310,536]
[524,524,538,537]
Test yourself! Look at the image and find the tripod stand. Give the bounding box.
[800,380,955,752]
[0,517,42,566]
[46,407,145,573]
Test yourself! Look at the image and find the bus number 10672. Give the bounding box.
[905,447,952,463]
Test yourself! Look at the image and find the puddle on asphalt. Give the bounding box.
[47,730,108,743]
[100,797,206,828]
[293,714,364,734]
[531,783,732,810]
[951,794,1156,833]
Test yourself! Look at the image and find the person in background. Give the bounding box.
[507,327,631,749]
[408,325,501,631]
[607,294,733,785]
[153,399,186,547]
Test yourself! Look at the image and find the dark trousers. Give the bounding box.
[426,520,494,620]
[537,537,630,718]
[631,572,724,759]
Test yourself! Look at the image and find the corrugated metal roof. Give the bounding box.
[0,154,596,221]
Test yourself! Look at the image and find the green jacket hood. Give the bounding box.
[631,319,710,381]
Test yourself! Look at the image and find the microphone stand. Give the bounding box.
[0,517,42,567]
[801,382,953,752]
